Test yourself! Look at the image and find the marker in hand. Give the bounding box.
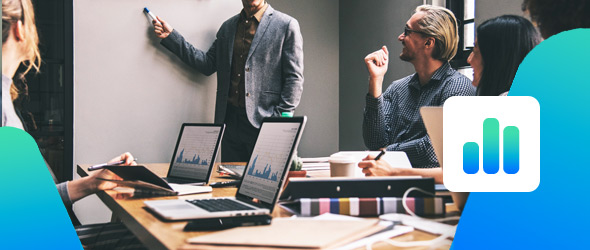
[143,7,161,25]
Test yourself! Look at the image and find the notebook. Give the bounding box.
[144,116,307,220]
[163,123,225,185]
[183,218,386,249]
[100,165,212,196]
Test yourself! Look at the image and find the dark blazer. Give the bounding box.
[161,5,304,128]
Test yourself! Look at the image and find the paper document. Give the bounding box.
[185,218,386,249]
[168,184,212,196]
[301,157,330,163]
[301,162,330,171]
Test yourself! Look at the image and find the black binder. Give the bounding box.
[280,176,435,200]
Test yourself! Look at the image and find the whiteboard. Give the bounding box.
[74,0,242,164]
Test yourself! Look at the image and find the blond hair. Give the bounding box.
[2,0,41,100]
[414,5,458,61]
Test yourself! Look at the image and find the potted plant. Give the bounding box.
[285,156,306,187]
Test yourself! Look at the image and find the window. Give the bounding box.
[446,0,475,69]
[15,0,74,182]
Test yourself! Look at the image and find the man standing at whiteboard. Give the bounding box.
[152,0,303,162]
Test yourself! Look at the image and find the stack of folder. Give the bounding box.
[297,197,445,217]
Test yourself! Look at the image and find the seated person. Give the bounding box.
[363,5,474,168]
[2,0,143,248]
[359,15,542,210]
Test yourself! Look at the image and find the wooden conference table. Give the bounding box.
[77,163,453,250]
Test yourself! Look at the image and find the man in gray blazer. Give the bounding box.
[153,0,304,162]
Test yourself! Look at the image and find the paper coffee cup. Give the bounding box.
[329,154,357,177]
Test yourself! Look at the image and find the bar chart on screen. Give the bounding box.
[169,127,221,179]
[239,122,300,203]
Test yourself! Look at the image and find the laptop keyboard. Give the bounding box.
[187,198,255,212]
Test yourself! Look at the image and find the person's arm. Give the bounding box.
[155,16,218,76]
[362,46,392,150]
[362,91,391,150]
[358,155,443,184]
[274,19,304,116]
[384,135,438,168]
[65,152,136,203]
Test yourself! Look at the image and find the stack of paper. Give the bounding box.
[301,157,330,171]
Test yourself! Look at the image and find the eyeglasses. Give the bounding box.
[403,26,429,36]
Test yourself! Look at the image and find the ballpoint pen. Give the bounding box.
[374,149,386,161]
[88,160,125,171]
[218,165,239,177]
[88,157,138,171]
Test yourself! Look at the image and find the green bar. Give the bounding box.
[483,118,499,174]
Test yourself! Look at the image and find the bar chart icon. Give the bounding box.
[443,96,540,192]
[462,118,520,175]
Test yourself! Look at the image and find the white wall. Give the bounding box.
[73,0,241,223]
[72,0,339,224]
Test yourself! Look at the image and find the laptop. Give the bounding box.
[144,116,307,220]
[163,123,225,185]
[420,107,443,168]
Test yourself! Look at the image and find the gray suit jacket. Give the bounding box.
[161,5,304,128]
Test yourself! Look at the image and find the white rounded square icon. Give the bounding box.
[443,96,540,192]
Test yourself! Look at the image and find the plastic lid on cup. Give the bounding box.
[329,153,356,164]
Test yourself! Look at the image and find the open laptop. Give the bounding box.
[163,123,225,185]
[420,107,443,168]
[144,116,307,220]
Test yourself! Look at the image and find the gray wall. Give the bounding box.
[339,0,422,150]
[73,0,338,223]
[270,0,340,157]
[475,0,525,27]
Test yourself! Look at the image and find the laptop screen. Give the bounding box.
[167,124,225,181]
[237,117,306,205]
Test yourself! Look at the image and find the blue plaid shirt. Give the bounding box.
[363,62,475,168]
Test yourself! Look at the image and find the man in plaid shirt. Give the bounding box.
[363,5,475,168]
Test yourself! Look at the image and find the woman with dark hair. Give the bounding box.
[469,15,543,96]
[358,15,541,211]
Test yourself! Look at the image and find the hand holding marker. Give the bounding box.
[145,7,173,39]
[143,7,160,25]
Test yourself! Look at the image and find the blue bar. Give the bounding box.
[503,126,520,174]
[483,118,500,174]
[463,142,479,174]
[330,198,339,214]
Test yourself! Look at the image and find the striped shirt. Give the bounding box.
[363,62,475,168]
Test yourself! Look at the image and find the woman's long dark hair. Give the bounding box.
[476,15,542,96]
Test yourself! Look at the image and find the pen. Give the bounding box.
[88,157,139,171]
[218,165,238,176]
[88,160,125,171]
[374,149,386,161]
[209,180,241,187]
